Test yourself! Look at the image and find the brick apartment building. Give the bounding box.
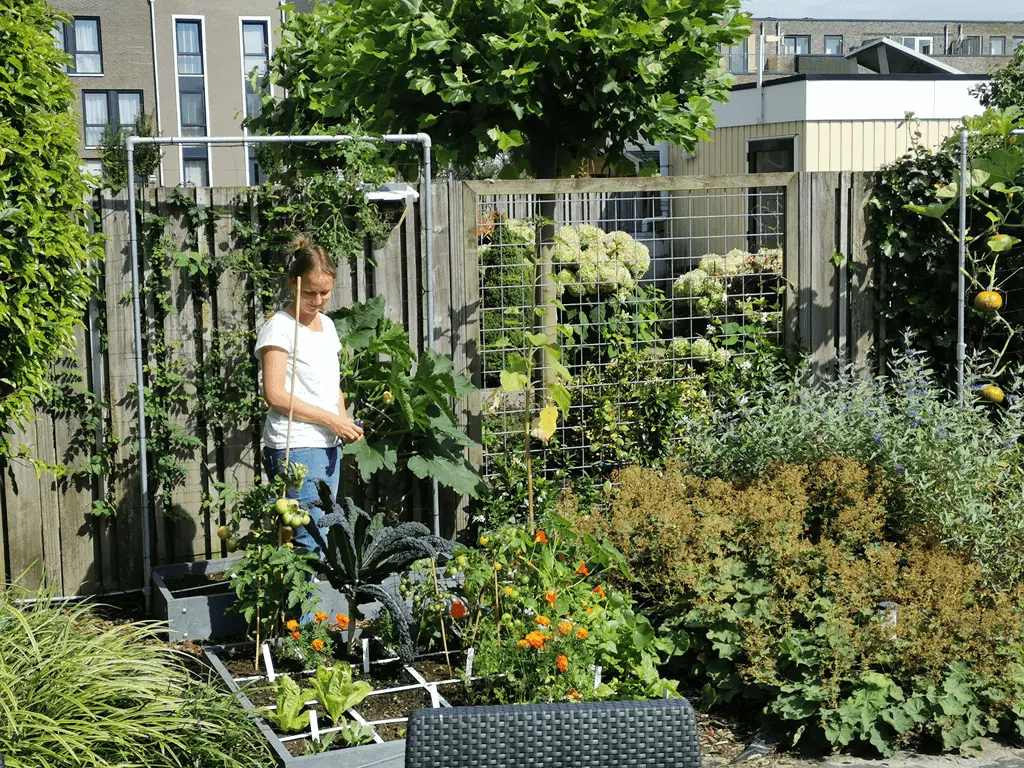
[50,0,285,187]
[727,17,1024,83]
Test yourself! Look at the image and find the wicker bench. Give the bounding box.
[405,698,702,768]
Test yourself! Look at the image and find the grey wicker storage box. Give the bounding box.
[405,698,702,768]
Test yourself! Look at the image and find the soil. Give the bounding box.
[414,657,461,682]
[358,687,432,725]
[162,571,229,593]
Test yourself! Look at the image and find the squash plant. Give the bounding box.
[330,297,484,498]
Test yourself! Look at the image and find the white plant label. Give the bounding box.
[593,665,602,690]
[309,708,320,743]
[465,647,475,678]
[362,637,371,674]
[262,642,276,682]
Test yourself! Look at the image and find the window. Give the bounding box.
[990,37,1006,55]
[55,17,102,74]
[175,18,210,186]
[902,36,933,55]
[960,35,982,55]
[176,21,203,75]
[747,138,794,251]
[1015,36,1024,51]
[182,158,209,187]
[782,35,810,55]
[824,35,844,55]
[82,159,104,178]
[82,91,143,148]
[725,39,748,73]
[242,20,271,185]
[179,91,206,136]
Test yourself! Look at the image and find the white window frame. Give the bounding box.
[238,16,274,186]
[782,35,810,56]
[990,36,1006,56]
[172,15,213,186]
[902,36,934,55]
[824,35,844,56]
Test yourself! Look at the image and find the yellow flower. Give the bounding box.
[314,612,328,624]
[504,586,514,596]
[557,621,572,635]
[286,619,299,632]
[576,627,589,640]
[536,616,551,627]
[524,631,547,649]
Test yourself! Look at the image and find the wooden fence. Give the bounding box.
[0,172,878,596]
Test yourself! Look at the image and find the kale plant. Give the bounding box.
[316,487,454,661]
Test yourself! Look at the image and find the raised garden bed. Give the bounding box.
[152,559,390,642]
[204,642,473,767]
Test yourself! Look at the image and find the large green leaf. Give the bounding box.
[342,438,398,481]
[407,452,485,497]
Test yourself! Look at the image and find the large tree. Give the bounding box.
[974,44,1024,111]
[0,1,101,452]
[254,0,749,177]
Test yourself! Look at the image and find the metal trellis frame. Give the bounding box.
[957,127,1024,403]
[125,132,436,609]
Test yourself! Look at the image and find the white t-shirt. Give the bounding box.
[255,311,342,449]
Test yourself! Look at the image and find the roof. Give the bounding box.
[845,37,964,75]
[729,72,987,92]
[750,16,1022,24]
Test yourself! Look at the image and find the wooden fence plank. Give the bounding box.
[810,173,838,372]
[5,424,45,589]
[784,176,800,353]
[837,172,851,366]
[35,415,62,593]
[797,175,813,353]
[213,188,258,547]
[52,327,102,594]
[103,188,144,591]
[850,173,876,375]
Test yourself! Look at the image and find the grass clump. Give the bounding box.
[0,590,274,768]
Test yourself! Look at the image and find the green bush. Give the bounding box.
[0,0,103,452]
[570,459,1024,756]
[678,349,1024,588]
[0,591,274,767]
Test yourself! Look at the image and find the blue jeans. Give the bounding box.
[262,446,340,558]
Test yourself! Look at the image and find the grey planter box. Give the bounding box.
[152,558,373,642]
[204,643,409,768]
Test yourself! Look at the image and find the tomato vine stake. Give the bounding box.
[428,558,453,676]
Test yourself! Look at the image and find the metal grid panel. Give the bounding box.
[476,182,788,481]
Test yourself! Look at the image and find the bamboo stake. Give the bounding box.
[429,558,453,676]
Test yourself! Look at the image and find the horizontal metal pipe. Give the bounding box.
[127,133,432,147]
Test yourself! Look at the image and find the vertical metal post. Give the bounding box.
[126,138,154,610]
[956,129,968,404]
[420,136,441,538]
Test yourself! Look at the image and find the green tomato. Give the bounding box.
[225,536,239,553]
[300,513,311,526]
[518,574,530,585]
[216,525,231,541]
[274,498,291,516]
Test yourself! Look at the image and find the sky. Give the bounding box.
[741,0,1022,21]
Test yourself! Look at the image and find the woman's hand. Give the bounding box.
[331,415,364,443]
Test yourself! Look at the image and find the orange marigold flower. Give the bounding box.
[517,639,531,649]
[576,561,589,576]
[451,601,468,620]
[557,621,572,635]
[314,612,328,624]
[291,631,301,640]
[567,688,582,701]
[585,607,594,613]
[545,590,557,607]
[534,530,549,544]
[576,627,589,640]
[524,631,547,649]
[335,613,350,629]
[556,654,569,673]
[286,619,299,632]
[536,615,551,627]
[593,584,606,599]
[311,639,325,651]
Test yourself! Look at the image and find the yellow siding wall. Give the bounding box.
[802,119,963,171]
[671,119,964,176]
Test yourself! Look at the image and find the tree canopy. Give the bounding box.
[254,0,749,177]
[0,0,102,451]
[974,44,1024,111]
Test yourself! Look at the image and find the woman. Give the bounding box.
[255,235,364,558]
